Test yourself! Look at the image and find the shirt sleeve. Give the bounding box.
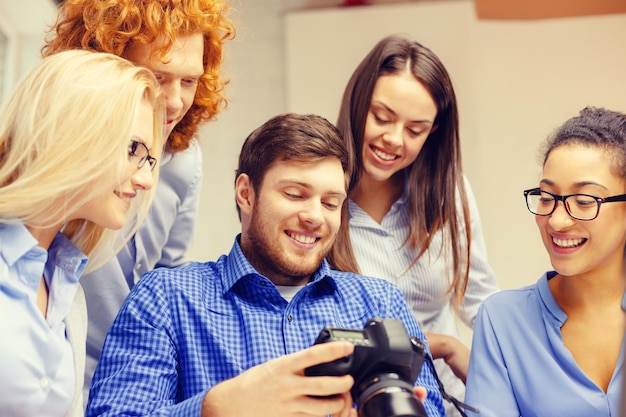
[156,142,203,269]
[464,301,520,417]
[85,272,205,417]
[459,176,500,327]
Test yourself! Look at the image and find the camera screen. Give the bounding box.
[331,329,365,340]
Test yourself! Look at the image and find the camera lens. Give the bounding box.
[356,373,427,417]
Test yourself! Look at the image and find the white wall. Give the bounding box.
[0,0,57,101]
[188,0,295,261]
[281,0,626,290]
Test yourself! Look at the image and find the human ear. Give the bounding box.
[235,173,254,216]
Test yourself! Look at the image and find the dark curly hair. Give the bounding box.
[541,106,626,178]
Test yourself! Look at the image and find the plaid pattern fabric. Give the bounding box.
[86,236,445,417]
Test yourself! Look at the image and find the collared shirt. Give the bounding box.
[465,272,624,417]
[0,223,87,417]
[80,141,203,393]
[348,175,498,416]
[86,236,446,417]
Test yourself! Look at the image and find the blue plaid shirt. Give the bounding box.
[86,236,445,417]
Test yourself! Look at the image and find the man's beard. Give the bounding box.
[242,203,332,286]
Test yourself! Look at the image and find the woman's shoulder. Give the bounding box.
[150,140,203,207]
[159,139,203,184]
[329,270,407,305]
[481,276,545,311]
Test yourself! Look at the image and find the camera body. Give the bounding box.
[305,318,428,417]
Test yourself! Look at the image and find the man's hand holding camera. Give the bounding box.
[305,318,428,417]
[201,341,358,417]
[201,318,429,417]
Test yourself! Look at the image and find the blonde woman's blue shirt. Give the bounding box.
[0,223,87,417]
[465,271,624,417]
[86,236,446,417]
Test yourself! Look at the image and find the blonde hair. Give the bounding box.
[0,49,165,271]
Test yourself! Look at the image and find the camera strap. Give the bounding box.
[424,354,480,417]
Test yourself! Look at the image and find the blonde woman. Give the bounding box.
[43,1,236,393]
[0,49,164,417]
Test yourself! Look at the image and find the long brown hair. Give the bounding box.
[328,34,471,310]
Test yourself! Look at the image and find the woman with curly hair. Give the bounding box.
[42,0,236,395]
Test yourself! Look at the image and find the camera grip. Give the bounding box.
[305,354,354,377]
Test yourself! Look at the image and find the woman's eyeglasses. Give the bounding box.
[128,140,157,171]
[523,187,626,221]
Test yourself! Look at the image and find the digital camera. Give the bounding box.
[305,317,428,417]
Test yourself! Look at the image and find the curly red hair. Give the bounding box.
[43,0,236,152]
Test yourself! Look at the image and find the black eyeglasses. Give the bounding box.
[128,140,157,171]
[523,187,626,221]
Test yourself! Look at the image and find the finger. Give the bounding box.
[304,374,354,397]
[331,392,356,417]
[302,390,352,416]
[282,341,355,373]
[413,386,427,402]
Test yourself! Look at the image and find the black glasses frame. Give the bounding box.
[523,187,626,221]
[129,140,158,171]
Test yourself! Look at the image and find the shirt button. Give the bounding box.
[40,377,49,388]
[135,263,142,270]
[287,314,293,322]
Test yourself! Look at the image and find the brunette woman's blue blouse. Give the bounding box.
[465,271,624,417]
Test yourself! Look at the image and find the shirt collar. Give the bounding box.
[0,223,88,303]
[46,232,88,280]
[347,170,409,223]
[160,138,197,168]
[0,223,40,266]
[538,271,567,325]
[221,234,336,294]
[347,192,408,230]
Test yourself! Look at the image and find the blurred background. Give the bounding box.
[2,1,625,341]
